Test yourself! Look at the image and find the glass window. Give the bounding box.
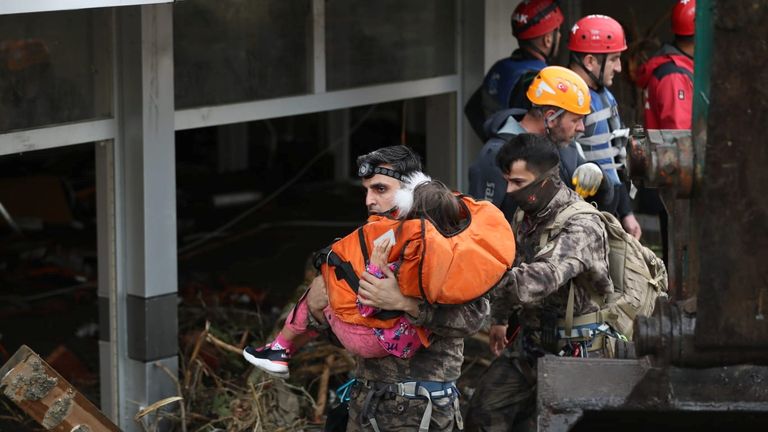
[175,98,426,307]
[0,143,101,414]
[174,0,313,109]
[0,9,112,133]
[326,0,456,90]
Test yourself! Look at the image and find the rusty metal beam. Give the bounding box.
[537,355,768,432]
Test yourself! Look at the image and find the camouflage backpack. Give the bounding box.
[517,200,669,340]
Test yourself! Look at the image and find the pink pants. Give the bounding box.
[286,297,388,358]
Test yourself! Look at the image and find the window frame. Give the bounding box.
[0,1,171,15]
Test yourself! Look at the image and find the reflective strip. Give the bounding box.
[417,386,432,432]
[598,162,624,170]
[584,106,613,126]
[612,128,630,138]
[573,141,587,160]
[579,128,630,146]
[578,132,613,146]
[583,146,620,160]
[369,418,382,432]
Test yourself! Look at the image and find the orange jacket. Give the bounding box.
[321,194,516,332]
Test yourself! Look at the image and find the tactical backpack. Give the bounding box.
[516,200,668,341]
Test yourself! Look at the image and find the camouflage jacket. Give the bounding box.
[490,186,613,329]
[356,295,489,383]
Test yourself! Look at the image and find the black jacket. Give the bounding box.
[467,113,616,221]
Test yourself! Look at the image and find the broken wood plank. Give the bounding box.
[0,345,120,431]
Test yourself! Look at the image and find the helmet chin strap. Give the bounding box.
[572,53,606,90]
[541,107,565,140]
[524,29,559,63]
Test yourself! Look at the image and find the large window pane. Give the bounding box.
[326,0,456,90]
[0,143,101,430]
[174,0,312,109]
[0,9,112,133]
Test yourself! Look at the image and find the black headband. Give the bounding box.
[357,162,404,181]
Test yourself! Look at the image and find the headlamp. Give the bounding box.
[357,162,404,181]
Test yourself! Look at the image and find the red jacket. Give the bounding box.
[637,44,694,130]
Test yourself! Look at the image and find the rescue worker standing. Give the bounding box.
[464,133,613,431]
[568,15,643,239]
[637,0,696,129]
[464,0,564,140]
[305,146,488,431]
[635,0,696,264]
[468,65,615,220]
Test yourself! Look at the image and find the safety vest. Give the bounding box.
[578,87,629,185]
[321,195,516,331]
[482,56,547,116]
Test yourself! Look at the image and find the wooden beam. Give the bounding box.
[0,345,120,432]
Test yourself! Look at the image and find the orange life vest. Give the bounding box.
[320,194,516,332]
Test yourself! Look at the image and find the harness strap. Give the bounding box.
[358,228,369,263]
[359,380,461,431]
[416,385,432,432]
[360,385,388,432]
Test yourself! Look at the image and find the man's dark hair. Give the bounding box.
[496,133,560,176]
[356,145,422,176]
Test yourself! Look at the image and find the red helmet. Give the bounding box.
[511,0,564,40]
[568,14,628,54]
[672,0,696,36]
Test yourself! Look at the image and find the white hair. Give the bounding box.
[393,171,432,218]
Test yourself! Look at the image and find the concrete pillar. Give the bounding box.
[97,4,178,431]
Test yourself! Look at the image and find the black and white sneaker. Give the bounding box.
[243,345,290,378]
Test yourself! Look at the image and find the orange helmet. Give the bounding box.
[672,0,696,36]
[526,66,591,115]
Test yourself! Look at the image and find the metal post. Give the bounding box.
[98,4,178,431]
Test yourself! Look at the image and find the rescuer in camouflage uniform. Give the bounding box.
[464,133,613,431]
[305,145,488,431]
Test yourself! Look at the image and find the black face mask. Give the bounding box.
[507,167,561,215]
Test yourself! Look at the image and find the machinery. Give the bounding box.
[536,1,768,430]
